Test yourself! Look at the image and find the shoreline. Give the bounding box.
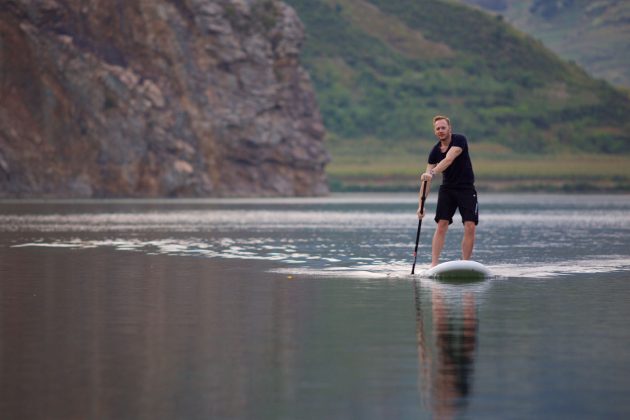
[328,177,630,193]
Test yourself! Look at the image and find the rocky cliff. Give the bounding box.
[0,0,329,197]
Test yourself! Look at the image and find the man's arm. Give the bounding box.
[417,163,434,219]
[420,146,462,179]
[431,146,462,175]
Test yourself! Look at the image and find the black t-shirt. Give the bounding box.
[428,133,475,186]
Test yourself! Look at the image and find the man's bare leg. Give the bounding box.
[431,220,449,267]
[462,221,476,260]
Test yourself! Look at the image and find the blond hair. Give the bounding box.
[433,115,451,126]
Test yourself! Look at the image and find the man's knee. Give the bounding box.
[464,221,476,235]
[436,220,449,234]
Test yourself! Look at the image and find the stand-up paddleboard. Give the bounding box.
[423,260,491,282]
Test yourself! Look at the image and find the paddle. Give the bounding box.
[411,180,428,275]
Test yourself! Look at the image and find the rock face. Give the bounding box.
[0,0,329,197]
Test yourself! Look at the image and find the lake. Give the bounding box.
[1,193,629,419]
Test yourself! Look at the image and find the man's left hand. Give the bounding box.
[420,172,433,182]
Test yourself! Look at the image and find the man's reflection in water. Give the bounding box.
[414,280,478,419]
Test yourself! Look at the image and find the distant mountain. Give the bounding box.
[286,0,630,153]
[460,0,630,88]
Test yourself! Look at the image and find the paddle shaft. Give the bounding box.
[411,180,428,274]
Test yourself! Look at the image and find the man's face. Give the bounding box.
[433,119,451,141]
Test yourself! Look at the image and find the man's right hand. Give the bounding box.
[417,207,425,220]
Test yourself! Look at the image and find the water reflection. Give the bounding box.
[0,247,302,419]
[414,280,484,419]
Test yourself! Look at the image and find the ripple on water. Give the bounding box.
[12,237,630,280]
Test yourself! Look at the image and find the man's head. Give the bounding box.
[433,115,451,142]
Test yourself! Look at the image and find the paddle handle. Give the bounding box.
[411,180,428,274]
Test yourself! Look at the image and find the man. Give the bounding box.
[418,115,478,267]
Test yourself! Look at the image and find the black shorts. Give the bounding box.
[435,186,479,225]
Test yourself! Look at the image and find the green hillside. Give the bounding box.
[460,0,630,88]
[284,0,630,190]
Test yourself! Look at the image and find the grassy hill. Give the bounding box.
[460,0,630,88]
[285,0,630,190]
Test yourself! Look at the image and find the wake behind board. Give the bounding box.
[423,260,491,282]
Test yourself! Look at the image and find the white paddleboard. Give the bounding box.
[423,260,491,281]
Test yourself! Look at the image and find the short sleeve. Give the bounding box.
[452,134,467,149]
[428,144,440,164]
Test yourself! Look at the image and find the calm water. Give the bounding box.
[1,193,629,419]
